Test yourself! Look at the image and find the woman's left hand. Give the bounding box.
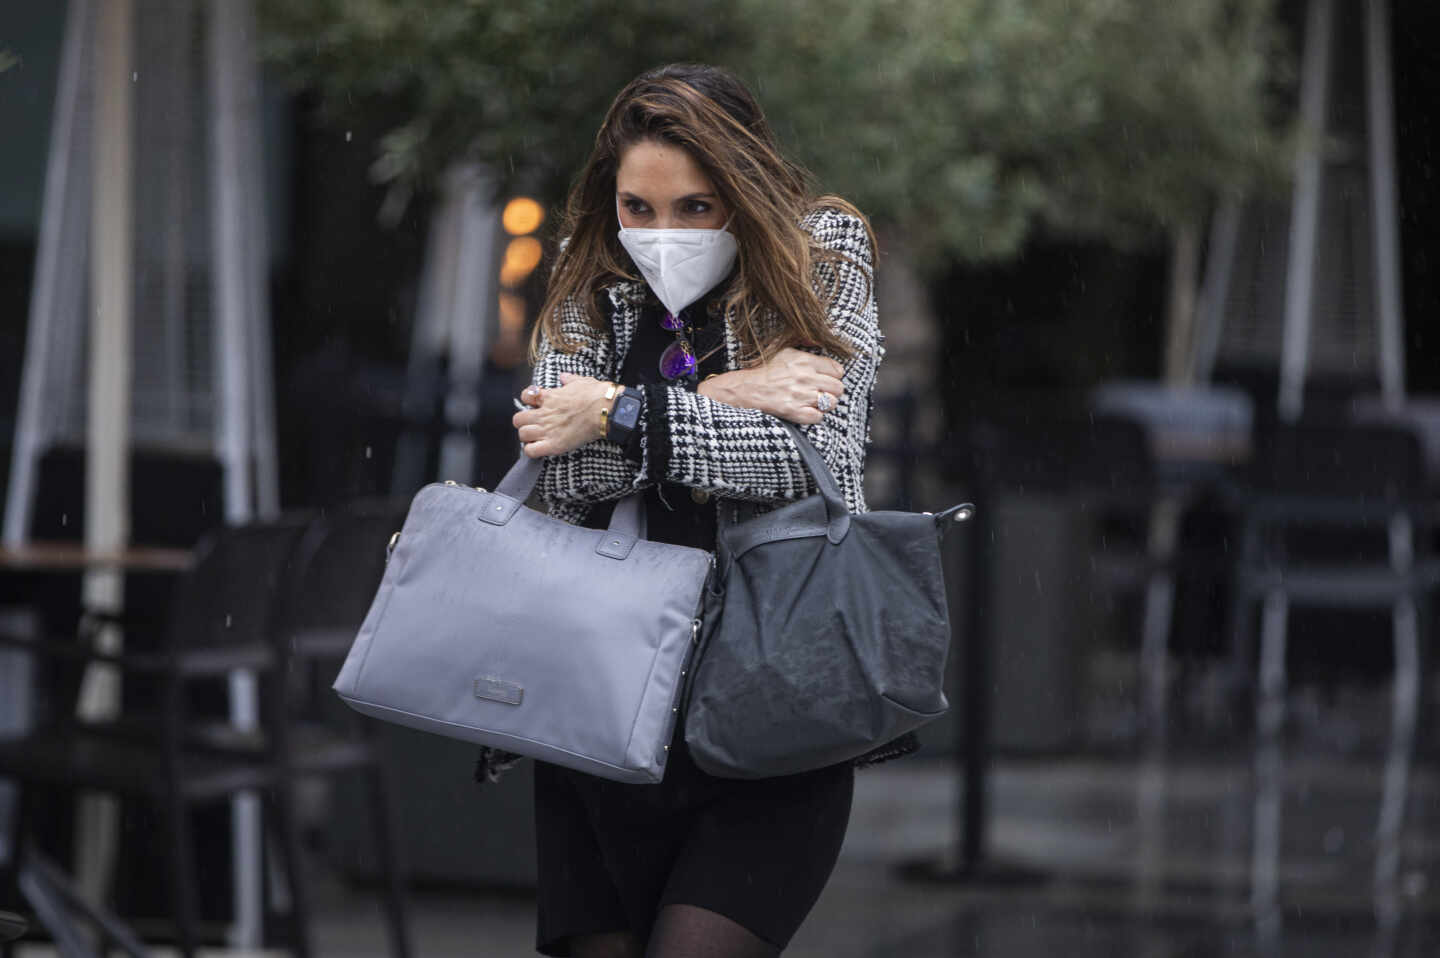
[512,373,613,458]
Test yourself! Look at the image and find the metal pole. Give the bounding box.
[210,0,255,524]
[391,175,459,494]
[158,0,196,437]
[234,0,280,517]
[1162,223,1200,387]
[1365,0,1406,410]
[76,0,135,905]
[208,0,263,947]
[1278,0,1334,423]
[3,0,96,546]
[1192,199,1242,385]
[437,163,498,483]
[960,482,992,871]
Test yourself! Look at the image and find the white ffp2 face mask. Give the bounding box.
[616,202,738,317]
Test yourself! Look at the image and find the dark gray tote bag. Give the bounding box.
[332,454,713,784]
[683,422,972,779]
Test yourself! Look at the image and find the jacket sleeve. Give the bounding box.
[532,291,652,513]
[640,208,881,512]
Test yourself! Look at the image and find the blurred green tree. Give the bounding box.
[260,0,1291,269]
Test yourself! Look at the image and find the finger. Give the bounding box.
[788,404,823,426]
[520,384,542,405]
[512,409,538,429]
[558,372,575,385]
[517,424,544,443]
[824,358,844,379]
[522,439,552,459]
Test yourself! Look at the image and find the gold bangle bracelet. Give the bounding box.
[599,382,619,437]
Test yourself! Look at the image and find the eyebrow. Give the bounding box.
[617,191,718,202]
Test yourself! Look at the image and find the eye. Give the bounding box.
[683,200,712,216]
[622,198,650,215]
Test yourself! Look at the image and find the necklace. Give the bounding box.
[658,303,725,382]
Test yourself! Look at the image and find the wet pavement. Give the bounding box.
[296,752,1439,956]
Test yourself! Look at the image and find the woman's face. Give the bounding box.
[616,138,729,230]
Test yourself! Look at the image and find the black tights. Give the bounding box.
[570,904,781,958]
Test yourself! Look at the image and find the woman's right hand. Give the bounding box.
[697,347,844,425]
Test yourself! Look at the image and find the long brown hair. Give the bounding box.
[533,63,873,365]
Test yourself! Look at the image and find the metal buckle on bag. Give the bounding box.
[596,532,637,560]
[478,493,522,526]
[931,502,976,540]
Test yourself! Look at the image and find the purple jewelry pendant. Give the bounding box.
[660,311,684,332]
[659,340,698,380]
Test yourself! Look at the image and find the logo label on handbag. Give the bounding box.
[473,676,524,706]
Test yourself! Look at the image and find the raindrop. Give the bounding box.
[345,130,353,142]
[60,513,68,526]
[131,71,137,83]
[224,613,232,628]
[365,445,373,460]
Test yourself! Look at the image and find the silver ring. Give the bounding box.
[816,391,834,413]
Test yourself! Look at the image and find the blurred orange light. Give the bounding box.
[502,197,545,235]
[500,236,543,287]
[498,292,527,332]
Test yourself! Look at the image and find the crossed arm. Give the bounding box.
[511,349,845,459]
[512,208,880,513]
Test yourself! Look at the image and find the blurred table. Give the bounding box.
[0,540,192,948]
[0,542,193,573]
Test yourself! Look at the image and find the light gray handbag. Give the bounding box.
[332,454,713,784]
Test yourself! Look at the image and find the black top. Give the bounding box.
[583,286,729,551]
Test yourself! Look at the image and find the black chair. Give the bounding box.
[1224,421,1437,944]
[269,499,413,958]
[0,518,314,957]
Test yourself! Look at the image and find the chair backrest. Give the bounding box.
[268,499,407,720]
[165,515,314,655]
[1349,396,1440,482]
[277,498,409,656]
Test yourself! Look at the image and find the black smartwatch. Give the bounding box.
[604,386,645,446]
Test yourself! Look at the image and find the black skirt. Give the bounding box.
[533,722,853,955]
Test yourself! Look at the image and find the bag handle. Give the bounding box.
[494,452,646,539]
[779,422,850,542]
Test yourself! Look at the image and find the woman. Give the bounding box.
[509,63,893,958]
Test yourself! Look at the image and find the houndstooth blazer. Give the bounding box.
[475,207,907,783]
[531,205,884,526]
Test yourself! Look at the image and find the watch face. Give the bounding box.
[614,395,642,430]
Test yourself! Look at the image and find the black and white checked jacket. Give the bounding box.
[475,207,910,785]
[532,206,883,527]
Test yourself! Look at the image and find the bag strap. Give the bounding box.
[494,451,646,539]
[779,422,850,543]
